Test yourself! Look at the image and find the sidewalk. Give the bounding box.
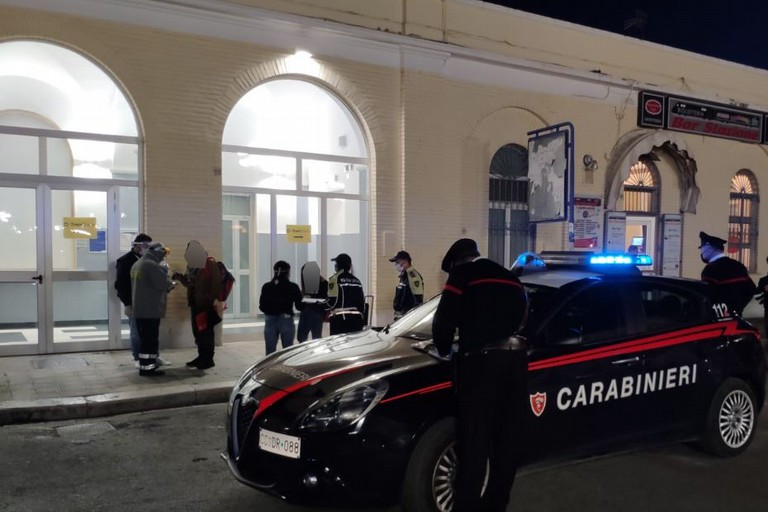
[0,341,265,425]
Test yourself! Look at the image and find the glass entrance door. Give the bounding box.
[0,186,42,355]
[49,188,112,353]
[0,183,120,355]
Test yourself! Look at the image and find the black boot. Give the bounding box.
[185,357,200,367]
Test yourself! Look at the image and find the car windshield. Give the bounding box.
[387,296,440,341]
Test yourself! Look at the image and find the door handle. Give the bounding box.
[31,274,43,284]
[611,356,639,365]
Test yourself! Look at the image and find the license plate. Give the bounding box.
[258,428,301,459]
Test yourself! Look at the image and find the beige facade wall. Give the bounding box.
[3,0,768,346]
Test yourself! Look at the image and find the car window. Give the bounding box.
[543,283,626,346]
[630,282,706,332]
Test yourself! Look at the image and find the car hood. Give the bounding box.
[249,329,435,391]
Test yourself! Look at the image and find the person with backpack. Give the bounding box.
[173,240,222,370]
[259,260,303,354]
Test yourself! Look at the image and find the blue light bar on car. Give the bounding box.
[589,254,653,266]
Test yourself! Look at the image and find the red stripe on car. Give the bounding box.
[252,362,378,420]
[528,321,755,371]
[380,381,453,404]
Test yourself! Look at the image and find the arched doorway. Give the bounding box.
[0,40,141,355]
[221,78,369,328]
[488,143,529,266]
[605,130,700,274]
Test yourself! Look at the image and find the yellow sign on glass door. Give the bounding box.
[286,225,311,243]
[63,217,98,238]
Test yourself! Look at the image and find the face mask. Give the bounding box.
[395,263,404,273]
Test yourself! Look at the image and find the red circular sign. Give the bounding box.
[644,99,662,115]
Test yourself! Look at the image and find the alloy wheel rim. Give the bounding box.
[718,389,754,449]
[431,442,489,512]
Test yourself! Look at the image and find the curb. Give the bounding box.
[0,381,235,426]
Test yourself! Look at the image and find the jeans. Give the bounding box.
[129,316,140,360]
[297,309,324,342]
[264,315,295,355]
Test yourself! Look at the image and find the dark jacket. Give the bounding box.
[176,257,222,310]
[115,250,141,306]
[259,278,303,316]
[327,270,365,313]
[393,266,424,315]
[432,258,527,357]
[701,255,756,315]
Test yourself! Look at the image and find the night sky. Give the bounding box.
[484,1,768,71]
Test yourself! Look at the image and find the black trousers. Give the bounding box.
[453,347,528,512]
[329,313,364,335]
[136,318,160,373]
[191,305,216,364]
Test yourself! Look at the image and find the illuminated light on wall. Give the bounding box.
[286,50,320,75]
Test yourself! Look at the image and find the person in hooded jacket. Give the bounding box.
[130,242,173,376]
[115,233,152,366]
[173,240,222,370]
[259,260,303,354]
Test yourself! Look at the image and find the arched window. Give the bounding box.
[221,79,369,320]
[488,143,529,266]
[0,40,141,356]
[622,158,660,214]
[729,170,759,272]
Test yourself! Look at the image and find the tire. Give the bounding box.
[401,418,457,512]
[401,418,489,512]
[700,378,758,457]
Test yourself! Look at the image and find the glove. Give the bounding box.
[124,305,132,317]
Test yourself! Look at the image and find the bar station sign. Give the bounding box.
[637,90,767,144]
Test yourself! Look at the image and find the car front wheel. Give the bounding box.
[701,378,757,457]
[402,418,489,512]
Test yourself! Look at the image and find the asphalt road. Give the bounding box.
[1,403,767,512]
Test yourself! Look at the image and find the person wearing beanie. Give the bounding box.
[432,238,528,512]
[130,242,172,376]
[258,260,303,354]
[699,231,756,316]
[326,253,366,334]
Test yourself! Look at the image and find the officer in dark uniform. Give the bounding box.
[755,257,768,339]
[327,253,366,334]
[389,250,424,319]
[699,231,756,316]
[432,238,528,512]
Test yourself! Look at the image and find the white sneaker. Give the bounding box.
[156,356,171,367]
[134,360,140,369]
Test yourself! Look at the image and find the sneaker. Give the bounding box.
[185,357,200,368]
[156,357,171,367]
[134,361,140,369]
[139,369,165,377]
[195,361,215,370]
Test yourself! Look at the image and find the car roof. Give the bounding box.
[521,266,708,293]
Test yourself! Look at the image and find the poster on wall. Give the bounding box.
[661,214,682,277]
[604,211,626,253]
[573,197,602,250]
[527,129,568,222]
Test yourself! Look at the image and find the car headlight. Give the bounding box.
[299,380,389,432]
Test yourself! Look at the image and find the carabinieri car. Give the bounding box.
[222,253,766,512]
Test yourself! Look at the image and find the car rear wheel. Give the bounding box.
[701,378,757,457]
[401,418,488,512]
